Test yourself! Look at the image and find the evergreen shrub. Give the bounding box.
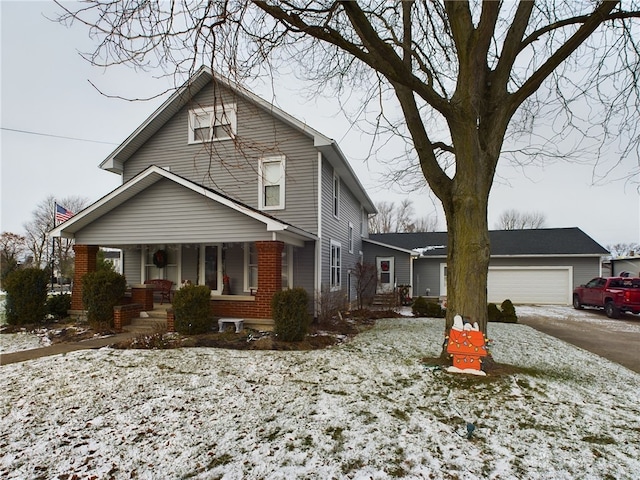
[500,299,518,323]
[172,284,212,334]
[82,270,127,329]
[47,294,71,320]
[412,296,445,317]
[487,299,518,323]
[487,303,502,322]
[3,268,49,325]
[272,288,310,342]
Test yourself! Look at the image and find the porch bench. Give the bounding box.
[218,318,244,333]
[144,279,173,304]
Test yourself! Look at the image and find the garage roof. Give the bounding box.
[369,228,609,257]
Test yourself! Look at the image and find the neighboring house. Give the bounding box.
[50,67,376,325]
[610,255,640,277]
[366,228,609,305]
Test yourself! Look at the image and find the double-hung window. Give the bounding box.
[245,243,258,292]
[188,104,236,143]
[330,240,341,290]
[332,172,340,218]
[259,156,285,210]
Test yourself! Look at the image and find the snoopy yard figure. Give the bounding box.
[445,314,488,376]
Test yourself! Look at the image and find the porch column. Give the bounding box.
[255,240,284,318]
[71,244,99,311]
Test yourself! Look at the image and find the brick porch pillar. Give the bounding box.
[255,241,284,319]
[71,244,99,311]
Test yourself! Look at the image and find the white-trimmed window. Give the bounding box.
[348,223,354,253]
[188,104,236,143]
[333,171,340,218]
[330,240,341,290]
[245,243,258,292]
[259,156,286,210]
[281,245,292,289]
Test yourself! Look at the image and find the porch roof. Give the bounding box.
[49,165,317,245]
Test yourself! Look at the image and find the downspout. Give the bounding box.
[315,152,323,318]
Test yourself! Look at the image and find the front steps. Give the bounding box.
[124,304,169,334]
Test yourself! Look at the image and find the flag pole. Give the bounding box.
[51,202,57,291]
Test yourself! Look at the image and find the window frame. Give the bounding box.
[244,242,258,292]
[188,104,237,144]
[330,240,341,291]
[348,223,354,254]
[332,171,340,218]
[258,156,286,210]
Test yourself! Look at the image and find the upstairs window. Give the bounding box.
[259,156,285,210]
[188,104,236,143]
[333,171,340,218]
[330,240,341,290]
[348,223,354,253]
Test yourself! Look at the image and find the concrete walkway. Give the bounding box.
[0,332,138,366]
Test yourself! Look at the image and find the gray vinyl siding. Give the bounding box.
[412,257,444,297]
[74,179,275,245]
[121,84,320,234]
[412,255,603,297]
[320,158,365,298]
[292,242,315,293]
[362,243,413,290]
[123,247,142,285]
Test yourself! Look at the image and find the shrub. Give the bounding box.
[82,270,127,329]
[315,285,347,324]
[47,293,72,320]
[487,300,518,323]
[272,288,311,342]
[500,299,518,323]
[172,284,212,334]
[487,303,502,322]
[3,268,49,325]
[412,296,445,318]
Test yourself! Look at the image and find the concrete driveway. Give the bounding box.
[516,305,640,374]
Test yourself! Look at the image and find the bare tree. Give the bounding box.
[23,195,88,278]
[56,1,640,336]
[0,232,27,284]
[369,199,439,233]
[608,243,640,258]
[496,209,547,230]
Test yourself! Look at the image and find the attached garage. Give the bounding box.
[367,228,609,306]
[487,266,572,305]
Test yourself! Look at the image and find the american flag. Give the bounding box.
[55,204,74,223]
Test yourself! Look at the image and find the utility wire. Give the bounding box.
[0,127,118,146]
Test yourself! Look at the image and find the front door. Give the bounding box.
[376,256,395,293]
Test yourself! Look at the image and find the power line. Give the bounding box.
[0,127,118,146]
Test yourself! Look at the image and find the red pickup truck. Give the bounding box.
[573,277,640,318]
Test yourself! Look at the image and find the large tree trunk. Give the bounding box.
[443,187,491,335]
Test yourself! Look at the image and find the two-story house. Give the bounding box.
[50,67,376,326]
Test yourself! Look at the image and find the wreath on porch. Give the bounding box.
[153,249,168,268]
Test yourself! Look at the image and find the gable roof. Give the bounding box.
[49,165,317,243]
[369,228,609,257]
[99,66,376,214]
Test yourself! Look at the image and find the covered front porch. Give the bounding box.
[71,239,313,330]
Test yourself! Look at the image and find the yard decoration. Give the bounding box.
[153,249,168,268]
[445,314,488,376]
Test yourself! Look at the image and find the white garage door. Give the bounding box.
[487,267,572,305]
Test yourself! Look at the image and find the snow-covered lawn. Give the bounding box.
[1,317,639,479]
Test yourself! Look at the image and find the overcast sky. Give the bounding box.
[1,1,639,249]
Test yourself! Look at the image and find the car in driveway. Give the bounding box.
[572,276,640,318]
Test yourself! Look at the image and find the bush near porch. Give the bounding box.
[172,284,212,334]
